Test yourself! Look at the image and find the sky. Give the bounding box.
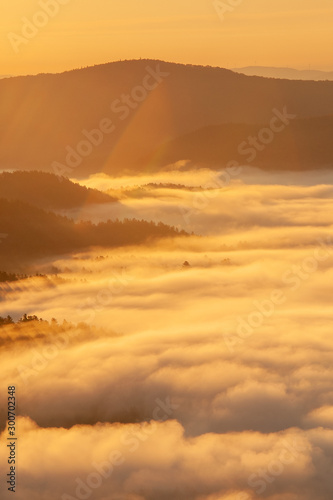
[1,0,333,75]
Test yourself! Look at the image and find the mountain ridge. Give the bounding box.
[233,66,333,81]
[0,171,116,209]
[0,197,186,268]
[2,59,333,175]
[153,114,333,171]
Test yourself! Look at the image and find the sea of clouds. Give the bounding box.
[1,167,333,499]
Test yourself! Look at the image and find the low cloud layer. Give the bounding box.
[1,168,333,499]
[0,416,332,500]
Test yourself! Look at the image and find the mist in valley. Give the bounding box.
[1,167,333,499]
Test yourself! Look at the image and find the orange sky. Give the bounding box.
[1,0,333,75]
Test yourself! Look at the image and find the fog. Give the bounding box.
[1,168,333,499]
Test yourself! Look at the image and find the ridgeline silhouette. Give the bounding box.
[0,198,187,266]
[154,115,333,170]
[1,60,333,175]
[0,171,116,209]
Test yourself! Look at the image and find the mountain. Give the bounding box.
[232,66,333,81]
[0,171,115,209]
[153,115,333,171]
[0,198,186,268]
[1,59,333,175]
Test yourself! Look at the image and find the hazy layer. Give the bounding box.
[1,168,333,499]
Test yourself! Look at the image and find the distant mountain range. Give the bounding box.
[0,171,115,209]
[1,59,333,175]
[0,196,186,268]
[0,171,187,268]
[154,115,333,171]
[232,66,333,81]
